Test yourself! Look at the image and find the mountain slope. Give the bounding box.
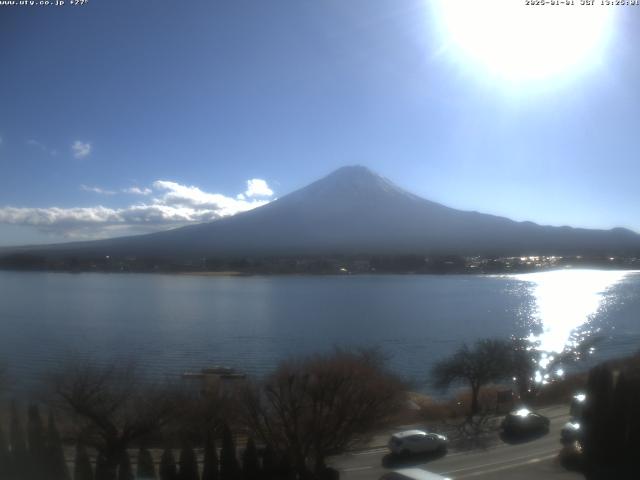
[7,166,640,258]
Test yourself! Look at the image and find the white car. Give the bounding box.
[388,430,448,456]
[380,468,451,480]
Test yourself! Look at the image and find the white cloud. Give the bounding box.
[122,187,152,196]
[153,180,270,217]
[0,178,275,239]
[245,178,274,197]
[81,185,117,195]
[0,206,121,227]
[81,185,153,196]
[71,140,92,159]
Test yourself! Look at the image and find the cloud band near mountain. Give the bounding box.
[0,179,273,240]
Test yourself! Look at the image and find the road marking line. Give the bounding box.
[350,445,504,459]
[342,466,374,472]
[351,448,469,459]
[351,448,388,456]
[453,453,556,478]
[440,449,556,474]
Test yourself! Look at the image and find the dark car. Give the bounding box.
[561,393,586,445]
[501,408,550,436]
[560,421,582,445]
[569,393,586,419]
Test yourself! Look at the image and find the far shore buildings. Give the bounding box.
[182,366,247,395]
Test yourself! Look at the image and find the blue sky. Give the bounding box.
[1,0,639,246]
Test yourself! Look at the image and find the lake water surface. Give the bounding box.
[1,269,639,392]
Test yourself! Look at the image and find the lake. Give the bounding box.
[1,269,639,393]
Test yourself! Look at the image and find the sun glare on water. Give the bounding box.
[432,0,615,82]
[515,269,631,353]
[512,269,636,380]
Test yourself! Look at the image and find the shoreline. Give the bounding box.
[2,265,640,277]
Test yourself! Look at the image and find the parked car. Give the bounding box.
[570,393,586,419]
[559,438,585,471]
[501,408,550,436]
[388,430,448,456]
[379,467,451,480]
[560,420,582,445]
[562,392,586,445]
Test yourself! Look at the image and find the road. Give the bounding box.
[330,405,584,480]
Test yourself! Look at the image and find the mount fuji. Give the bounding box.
[5,166,640,259]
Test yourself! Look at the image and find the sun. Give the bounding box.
[432,0,615,82]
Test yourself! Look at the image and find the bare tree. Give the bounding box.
[201,433,219,480]
[170,380,239,445]
[50,359,182,480]
[243,348,405,478]
[508,337,538,400]
[509,335,602,401]
[432,339,512,418]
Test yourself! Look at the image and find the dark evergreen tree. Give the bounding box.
[47,412,70,480]
[241,438,259,480]
[74,443,94,480]
[583,364,615,467]
[117,450,134,480]
[9,401,28,480]
[160,448,178,480]
[178,443,199,480]
[580,363,640,477]
[260,445,276,480]
[624,374,640,474]
[0,423,9,480]
[610,372,630,463]
[608,371,640,476]
[27,404,46,477]
[201,434,218,480]
[137,447,157,480]
[276,452,294,480]
[95,453,110,480]
[219,425,239,480]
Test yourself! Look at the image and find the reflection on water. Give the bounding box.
[2,271,640,394]
[512,269,638,380]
